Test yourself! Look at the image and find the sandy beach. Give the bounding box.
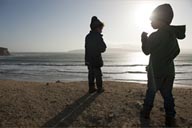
[0,80,191,127]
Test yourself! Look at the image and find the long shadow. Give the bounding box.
[42,92,100,128]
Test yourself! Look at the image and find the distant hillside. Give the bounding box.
[68,48,139,54]
[68,49,84,53]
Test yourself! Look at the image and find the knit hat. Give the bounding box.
[150,4,174,25]
[90,16,104,30]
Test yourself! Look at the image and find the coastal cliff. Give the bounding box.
[0,47,10,56]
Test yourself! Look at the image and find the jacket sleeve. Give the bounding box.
[98,36,107,53]
[172,43,180,59]
[84,36,89,65]
[141,32,162,55]
[141,37,150,55]
[168,39,180,61]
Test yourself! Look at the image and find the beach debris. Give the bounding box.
[179,117,187,123]
[109,113,114,118]
[88,116,104,125]
[56,80,61,83]
[135,101,143,109]
[122,122,130,128]
[125,102,130,107]
[50,100,57,104]
[125,94,129,98]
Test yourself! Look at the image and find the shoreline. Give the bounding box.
[0,79,191,88]
[0,80,191,127]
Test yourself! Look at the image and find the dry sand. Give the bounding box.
[0,80,191,127]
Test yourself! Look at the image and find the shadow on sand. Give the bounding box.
[42,92,100,128]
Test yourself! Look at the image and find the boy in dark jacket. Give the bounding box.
[85,16,107,93]
[141,4,185,127]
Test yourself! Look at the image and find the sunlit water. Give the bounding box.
[0,52,191,86]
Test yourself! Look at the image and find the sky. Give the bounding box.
[0,0,191,52]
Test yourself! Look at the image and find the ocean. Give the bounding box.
[0,52,191,86]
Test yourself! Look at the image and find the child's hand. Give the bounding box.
[141,32,148,43]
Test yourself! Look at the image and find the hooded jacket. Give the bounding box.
[85,31,107,67]
[142,25,186,77]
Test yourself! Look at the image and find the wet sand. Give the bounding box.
[0,80,191,127]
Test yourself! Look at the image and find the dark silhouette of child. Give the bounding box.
[85,16,107,93]
[140,4,185,127]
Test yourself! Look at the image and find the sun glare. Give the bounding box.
[134,2,157,33]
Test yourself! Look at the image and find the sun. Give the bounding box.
[134,2,157,32]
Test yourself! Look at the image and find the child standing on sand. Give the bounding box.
[140,4,185,127]
[85,16,107,93]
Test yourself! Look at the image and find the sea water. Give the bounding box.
[0,52,191,86]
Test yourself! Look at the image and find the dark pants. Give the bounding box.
[87,65,103,89]
[143,66,176,117]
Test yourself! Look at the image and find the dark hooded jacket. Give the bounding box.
[85,31,107,67]
[142,25,186,77]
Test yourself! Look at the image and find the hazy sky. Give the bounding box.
[0,0,191,52]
